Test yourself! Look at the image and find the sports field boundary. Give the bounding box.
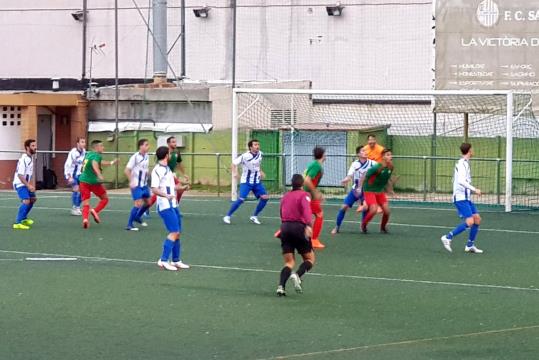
[256,324,539,359]
[1,249,538,293]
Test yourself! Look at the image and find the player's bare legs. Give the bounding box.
[361,204,378,233]
[379,202,390,233]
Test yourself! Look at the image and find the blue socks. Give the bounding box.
[26,202,34,218]
[336,208,346,228]
[72,192,81,207]
[227,199,244,217]
[16,203,30,223]
[467,224,480,247]
[172,240,181,262]
[253,198,268,216]
[446,222,469,240]
[127,206,140,227]
[160,239,175,261]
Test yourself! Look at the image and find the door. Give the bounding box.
[36,114,53,183]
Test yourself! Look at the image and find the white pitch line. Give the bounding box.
[0,249,537,293]
[0,204,538,235]
[0,258,23,261]
[0,193,519,213]
[257,324,539,360]
[25,257,78,261]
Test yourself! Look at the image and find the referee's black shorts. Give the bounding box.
[280,221,312,255]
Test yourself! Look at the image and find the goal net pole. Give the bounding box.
[231,89,239,201]
[232,88,523,211]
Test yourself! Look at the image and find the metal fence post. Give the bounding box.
[423,156,428,201]
[281,153,287,194]
[216,153,221,197]
[496,158,501,205]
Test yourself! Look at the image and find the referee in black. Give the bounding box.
[277,174,316,296]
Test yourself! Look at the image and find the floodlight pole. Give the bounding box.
[114,0,119,188]
[231,0,237,89]
[81,0,88,80]
[180,0,186,78]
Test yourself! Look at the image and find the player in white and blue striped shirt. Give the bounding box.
[332,145,376,234]
[124,139,151,231]
[151,146,189,271]
[441,143,483,254]
[63,137,86,216]
[223,139,269,225]
[13,139,37,230]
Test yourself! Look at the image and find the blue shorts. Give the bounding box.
[71,175,80,187]
[239,182,267,200]
[159,207,182,233]
[454,200,478,219]
[15,186,36,200]
[131,186,151,201]
[343,189,363,208]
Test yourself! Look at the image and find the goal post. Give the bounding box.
[231,88,538,212]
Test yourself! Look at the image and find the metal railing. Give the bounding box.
[1,150,538,209]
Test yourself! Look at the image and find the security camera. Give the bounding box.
[71,10,85,21]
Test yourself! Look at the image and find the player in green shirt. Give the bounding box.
[303,147,326,249]
[79,140,118,229]
[166,136,190,202]
[361,148,393,234]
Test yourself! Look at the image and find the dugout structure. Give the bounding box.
[231,89,538,212]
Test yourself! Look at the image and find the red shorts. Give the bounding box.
[364,192,387,206]
[79,182,107,201]
[310,199,322,214]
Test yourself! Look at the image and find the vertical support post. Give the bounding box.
[431,112,437,192]
[231,0,237,89]
[231,89,238,200]
[496,158,501,205]
[505,92,513,212]
[290,95,295,176]
[216,153,221,197]
[423,156,428,201]
[190,133,195,181]
[496,135,502,205]
[180,0,186,78]
[114,0,119,189]
[463,112,469,143]
[281,153,287,194]
[81,0,88,80]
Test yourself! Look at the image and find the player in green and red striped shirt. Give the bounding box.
[361,148,394,234]
[303,147,326,249]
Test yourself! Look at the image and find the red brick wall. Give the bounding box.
[0,160,17,189]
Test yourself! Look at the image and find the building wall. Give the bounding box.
[0,0,433,90]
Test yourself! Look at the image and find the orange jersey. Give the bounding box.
[363,144,384,162]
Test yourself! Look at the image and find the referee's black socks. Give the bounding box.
[296,261,313,278]
[279,266,292,287]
